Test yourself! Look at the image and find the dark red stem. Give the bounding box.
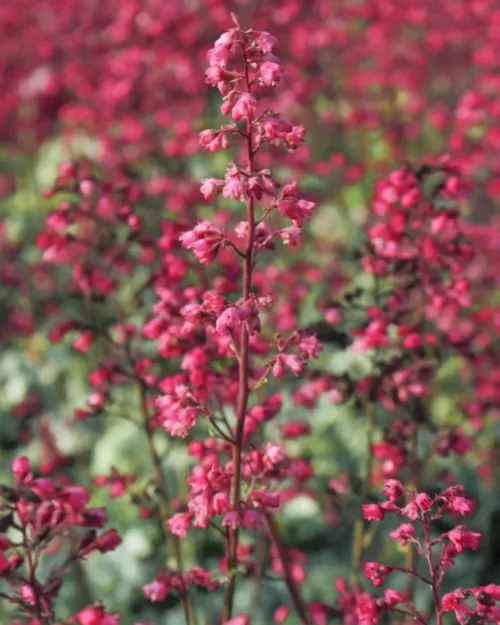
[222,38,255,624]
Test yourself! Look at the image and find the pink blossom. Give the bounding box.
[143,578,170,602]
[259,61,283,86]
[232,93,257,121]
[362,504,385,521]
[265,443,286,464]
[363,562,392,587]
[223,615,250,625]
[12,456,32,484]
[222,510,240,530]
[200,178,223,200]
[179,221,224,265]
[167,513,193,539]
[447,527,482,552]
[216,306,241,335]
[389,523,416,547]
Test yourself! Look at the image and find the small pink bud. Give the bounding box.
[12,456,32,484]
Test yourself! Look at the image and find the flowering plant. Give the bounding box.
[1,3,500,625]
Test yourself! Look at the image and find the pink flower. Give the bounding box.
[309,602,328,625]
[249,489,280,509]
[212,492,230,515]
[241,509,261,529]
[232,93,257,121]
[223,615,250,625]
[12,456,32,484]
[179,221,224,265]
[355,592,380,625]
[77,606,106,625]
[167,513,193,539]
[260,114,293,141]
[199,129,224,152]
[444,494,474,517]
[207,42,232,68]
[401,500,419,520]
[259,61,283,86]
[273,605,290,624]
[205,66,233,86]
[447,527,481,552]
[283,125,306,150]
[253,31,277,52]
[415,492,433,512]
[200,178,223,200]
[329,388,346,404]
[283,422,310,439]
[441,589,469,612]
[299,334,322,359]
[156,395,197,438]
[362,504,385,521]
[76,606,121,625]
[279,225,301,246]
[273,354,304,377]
[402,332,422,350]
[383,589,410,607]
[363,562,392,587]
[216,306,241,335]
[95,528,122,553]
[73,331,94,353]
[265,443,286,464]
[389,523,416,547]
[383,480,404,502]
[222,510,240,530]
[20,584,36,605]
[223,167,248,201]
[478,585,500,601]
[276,195,315,225]
[143,578,170,602]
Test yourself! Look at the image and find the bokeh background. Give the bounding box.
[2,1,500,623]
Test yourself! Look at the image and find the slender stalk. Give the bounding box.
[138,383,194,625]
[221,42,256,624]
[249,530,268,614]
[422,518,443,625]
[24,526,52,625]
[405,426,420,598]
[350,401,374,585]
[264,512,312,625]
[72,554,93,607]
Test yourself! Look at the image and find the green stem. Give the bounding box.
[350,402,374,585]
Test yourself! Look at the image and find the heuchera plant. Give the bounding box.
[155,17,318,624]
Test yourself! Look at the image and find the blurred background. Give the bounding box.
[2,1,500,623]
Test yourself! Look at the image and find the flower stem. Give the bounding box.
[422,517,443,625]
[405,425,420,598]
[138,383,195,625]
[350,401,374,585]
[264,512,312,625]
[222,46,255,622]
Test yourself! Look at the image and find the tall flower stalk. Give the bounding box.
[180,16,317,623]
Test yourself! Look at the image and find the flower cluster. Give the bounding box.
[343,482,500,625]
[0,456,121,623]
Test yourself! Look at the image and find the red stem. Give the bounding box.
[422,517,443,625]
[221,31,310,625]
[24,527,51,625]
[221,40,255,624]
[264,512,312,625]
